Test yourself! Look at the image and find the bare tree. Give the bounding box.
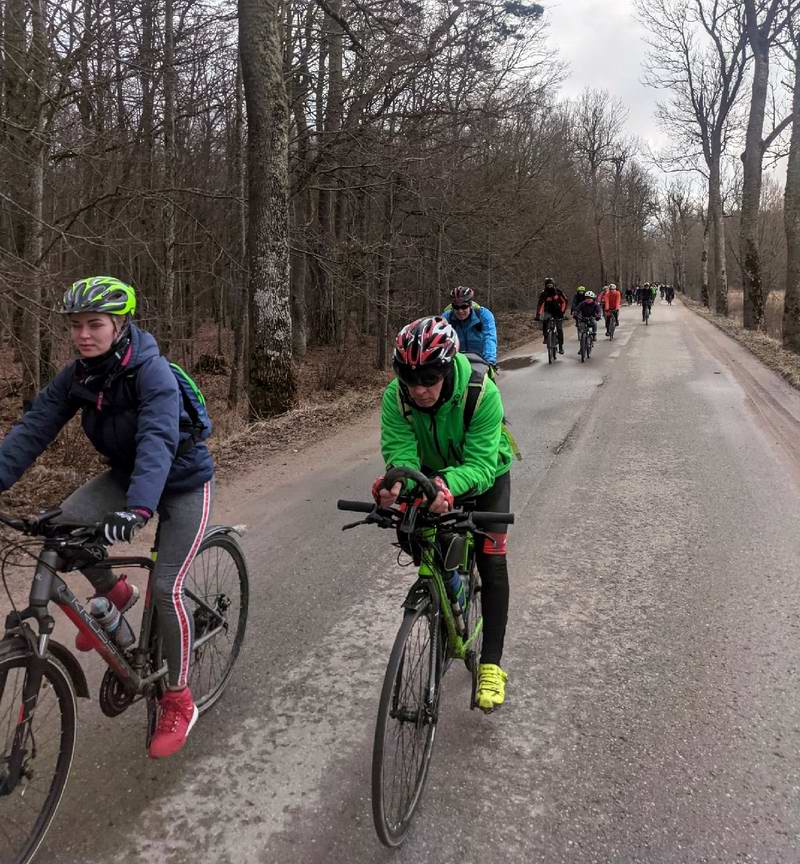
[574,89,628,285]
[783,11,800,352]
[639,0,748,315]
[740,0,796,330]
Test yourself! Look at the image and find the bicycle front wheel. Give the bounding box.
[465,562,483,707]
[177,532,250,714]
[0,648,77,864]
[372,603,441,847]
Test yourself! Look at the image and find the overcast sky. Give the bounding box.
[545,0,668,154]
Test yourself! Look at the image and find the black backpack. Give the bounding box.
[461,353,521,459]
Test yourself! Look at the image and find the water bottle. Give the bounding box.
[88,597,135,650]
[445,571,466,636]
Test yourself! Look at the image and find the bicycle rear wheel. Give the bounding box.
[0,648,76,864]
[160,532,249,714]
[372,602,441,847]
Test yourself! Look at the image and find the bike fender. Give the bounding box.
[402,580,438,613]
[0,636,90,699]
[204,523,246,540]
[47,639,90,699]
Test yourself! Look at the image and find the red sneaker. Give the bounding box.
[75,576,139,652]
[148,688,198,759]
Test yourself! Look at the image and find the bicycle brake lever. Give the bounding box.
[342,509,397,531]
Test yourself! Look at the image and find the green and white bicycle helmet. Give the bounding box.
[61,276,136,316]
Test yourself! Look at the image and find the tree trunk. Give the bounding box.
[782,34,800,353]
[593,178,607,285]
[239,0,296,416]
[376,179,395,370]
[161,0,177,354]
[701,206,711,308]
[227,58,248,409]
[314,1,343,345]
[740,0,770,330]
[709,153,728,315]
[290,190,308,358]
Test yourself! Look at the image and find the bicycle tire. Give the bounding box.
[0,648,77,864]
[372,602,441,847]
[156,532,249,714]
[465,560,483,707]
[579,332,586,362]
[608,316,616,339]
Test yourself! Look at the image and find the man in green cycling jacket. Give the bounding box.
[372,315,513,711]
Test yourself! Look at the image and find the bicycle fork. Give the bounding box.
[0,649,50,796]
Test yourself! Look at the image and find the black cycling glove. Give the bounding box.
[101,510,149,544]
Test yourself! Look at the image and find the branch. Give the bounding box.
[313,0,365,53]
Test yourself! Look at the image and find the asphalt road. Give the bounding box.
[14,299,800,863]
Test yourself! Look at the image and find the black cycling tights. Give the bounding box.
[475,550,509,665]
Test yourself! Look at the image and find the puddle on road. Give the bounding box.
[499,355,536,370]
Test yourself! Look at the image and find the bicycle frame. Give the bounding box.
[4,541,228,697]
[403,526,482,664]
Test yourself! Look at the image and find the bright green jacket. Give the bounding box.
[380,353,513,498]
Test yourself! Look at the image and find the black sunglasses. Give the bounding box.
[452,303,471,311]
[397,366,445,387]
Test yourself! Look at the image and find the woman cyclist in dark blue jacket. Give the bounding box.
[0,276,213,758]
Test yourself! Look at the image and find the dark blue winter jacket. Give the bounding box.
[442,303,498,365]
[0,325,214,513]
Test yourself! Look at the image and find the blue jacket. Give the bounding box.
[442,303,497,365]
[0,325,214,513]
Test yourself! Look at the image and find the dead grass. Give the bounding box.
[683,297,800,390]
[725,290,784,340]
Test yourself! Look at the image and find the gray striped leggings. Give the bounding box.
[60,471,212,688]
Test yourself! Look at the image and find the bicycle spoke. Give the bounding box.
[373,606,438,845]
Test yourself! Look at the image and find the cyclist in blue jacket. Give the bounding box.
[0,276,213,759]
[442,286,498,366]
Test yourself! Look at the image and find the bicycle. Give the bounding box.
[642,303,651,325]
[0,509,249,864]
[542,316,559,364]
[576,318,594,362]
[606,313,617,340]
[338,467,513,848]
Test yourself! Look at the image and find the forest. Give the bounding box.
[1,0,799,416]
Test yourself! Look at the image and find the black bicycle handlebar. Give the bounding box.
[336,500,514,528]
[337,500,375,513]
[0,509,102,540]
[383,467,438,503]
[470,511,514,526]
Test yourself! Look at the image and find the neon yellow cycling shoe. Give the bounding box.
[476,663,508,712]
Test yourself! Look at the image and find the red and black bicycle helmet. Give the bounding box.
[393,316,459,385]
[450,285,474,304]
